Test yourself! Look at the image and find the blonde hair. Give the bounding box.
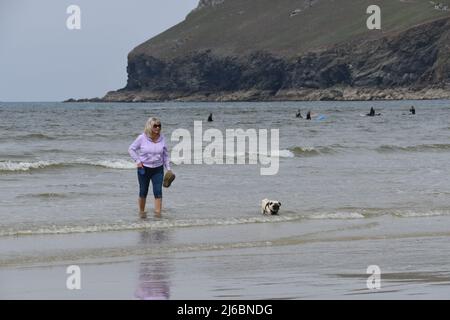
[144,117,161,137]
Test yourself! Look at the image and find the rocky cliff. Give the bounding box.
[100,0,450,102]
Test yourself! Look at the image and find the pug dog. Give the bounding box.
[261,199,281,215]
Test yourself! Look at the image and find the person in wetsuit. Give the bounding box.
[296,109,303,118]
[207,113,213,122]
[409,106,416,115]
[368,107,375,117]
[306,111,312,120]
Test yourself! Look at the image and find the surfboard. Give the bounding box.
[360,113,382,117]
[316,115,326,121]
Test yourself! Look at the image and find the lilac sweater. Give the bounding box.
[128,133,171,170]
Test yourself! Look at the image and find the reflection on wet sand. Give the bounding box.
[135,230,172,300]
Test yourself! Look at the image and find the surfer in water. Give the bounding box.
[368,107,375,117]
[306,111,312,120]
[296,109,303,118]
[409,106,416,115]
[207,113,213,122]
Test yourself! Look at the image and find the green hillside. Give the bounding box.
[131,0,449,59]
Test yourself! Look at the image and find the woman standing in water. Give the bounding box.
[129,117,172,218]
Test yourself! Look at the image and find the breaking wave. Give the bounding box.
[2,208,449,238]
[0,215,305,237]
[308,212,365,219]
[392,210,450,218]
[288,146,336,157]
[0,159,136,172]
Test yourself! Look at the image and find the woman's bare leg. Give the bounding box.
[154,198,162,215]
[139,197,147,218]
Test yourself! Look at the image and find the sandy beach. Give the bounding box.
[2,214,450,299]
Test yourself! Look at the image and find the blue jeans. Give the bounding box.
[137,165,163,199]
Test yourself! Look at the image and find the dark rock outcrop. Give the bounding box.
[101,16,450,102]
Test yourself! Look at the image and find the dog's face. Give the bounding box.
[263,199,281,215]
[268,201,281,214]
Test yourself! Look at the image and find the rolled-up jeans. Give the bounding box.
[137,165,164,199]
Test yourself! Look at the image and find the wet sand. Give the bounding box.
[1,215,450,299]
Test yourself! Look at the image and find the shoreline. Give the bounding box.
[64,87,450,103]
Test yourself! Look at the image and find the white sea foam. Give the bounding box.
[0,160,59,172]
[0,206,382,239]
[308,212,365,219]
[0,215,305,237]
[0,159,136,172]
[392,210,450,218]
[77,159,136,169]
[0,211,377,238]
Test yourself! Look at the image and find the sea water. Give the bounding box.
[1,100,450,298]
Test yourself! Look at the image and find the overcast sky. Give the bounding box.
[0,0,199,101]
